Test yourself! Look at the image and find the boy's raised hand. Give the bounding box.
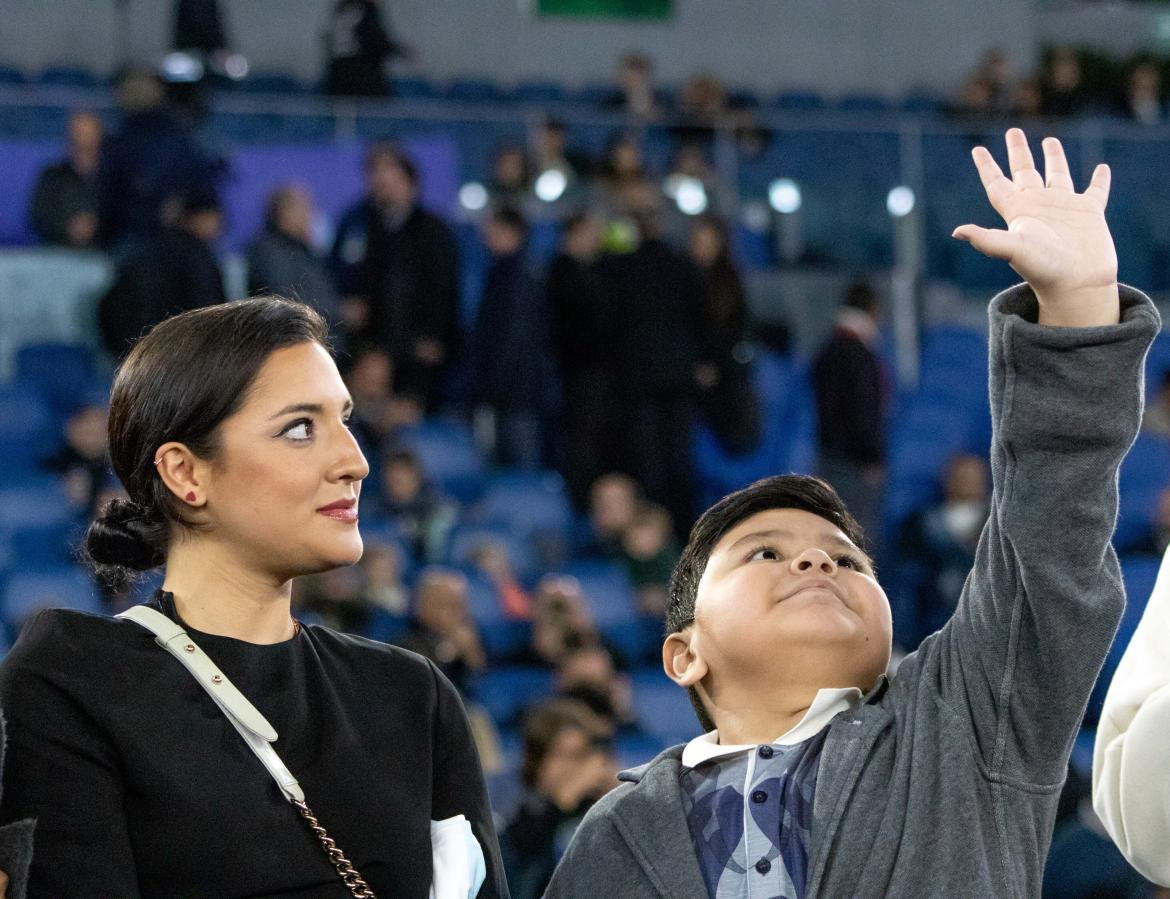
[954,128,1119,328]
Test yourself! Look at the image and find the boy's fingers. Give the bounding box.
[971,146,1016,214]
[1041,137,1075,191]
[1085,163,1112,209]
[952,224,1017,261]
[1005,128,1044,189]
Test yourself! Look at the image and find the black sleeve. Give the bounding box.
[0,613,141,897]
[831,340,885,464]
[428,661,510,899]
[420,219,461,349]
[27,167,69,245]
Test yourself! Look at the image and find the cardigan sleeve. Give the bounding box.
[1093,544,1170,886]
[428,661,510,899]
[0,612,141,898]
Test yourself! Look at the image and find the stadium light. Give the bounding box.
[222,54,250,81]
[161,52,204,84]
[458,182,488,212]
[674,177,708,215]
[887,185,916,218]
[534,168,568,203]
[768,178,801,214]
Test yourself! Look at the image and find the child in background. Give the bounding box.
[619,502,679,617]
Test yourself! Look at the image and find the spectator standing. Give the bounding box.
[548,213,617,508]
[521,576,605,669]
[898,454,991,649]
[599,203,704,537]
[323,0,410,97]
[811,280,888,543]
[41,388,111,519]
[469,206,551,470]
[500,699,616,899]
[1120,61,1164,125]
[172,0,228,58]
[578,473,639,560]
[377,447,458,564]
[397,569,486,697]
[606,52,662,121]
[688,214,760,455]
[331,144,460,411]
[618,502,678,617]
[28,111,102,248]
[97,190,225,359]
[487,143,533,210]
[1042,48,1087,117]
[342,345,421,459]
[247,184,340,327]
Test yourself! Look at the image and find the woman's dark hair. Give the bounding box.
[665,474,867,732]
[520,698,611,790]
[85,296,329,590]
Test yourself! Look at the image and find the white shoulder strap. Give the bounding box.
[117,605,305,803]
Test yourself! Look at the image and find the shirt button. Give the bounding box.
[751,790,768,803]
[758,745,774,759]
[755,858,771,874]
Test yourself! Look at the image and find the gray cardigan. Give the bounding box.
[545,284,1160,899]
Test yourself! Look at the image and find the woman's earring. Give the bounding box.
[186,492,197,503]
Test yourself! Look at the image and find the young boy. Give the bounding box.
[545,129,1160,897]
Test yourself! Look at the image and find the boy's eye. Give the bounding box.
[836,554,865,571]
[749,546,780,562]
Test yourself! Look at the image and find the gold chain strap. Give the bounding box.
[293,798,378,898]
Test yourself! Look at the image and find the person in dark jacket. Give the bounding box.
[330,144,459,411]
[28,110,102,248]
[470,206,551,469]
[323,0,410,98]
[98,190,226,359]
[96,68,225,250]
[247,184,340,329]
[811,280,887,543]
[599,202,704,538]
[548,212,618,509]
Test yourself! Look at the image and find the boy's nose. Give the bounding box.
[791,548,837,575]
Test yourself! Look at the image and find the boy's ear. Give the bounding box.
[663,629,707,688]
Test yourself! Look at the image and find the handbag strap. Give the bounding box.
[117,605,377,899]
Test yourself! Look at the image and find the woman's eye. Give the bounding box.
[283,420,313,441]
[749,547,779,562]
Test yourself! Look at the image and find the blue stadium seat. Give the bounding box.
[771,91,826,111]
[0,385,58,475]
[38,66,99,88]
[615,733,667,770]
[629,667,700,747]
[2,566,102,630]
[0,477,75,531]
[566,83,613,106]
[448,523,538,584]
[444,79,502,104]
[241,72,306,94]
[477,471,573,540]
[510,81,566,104]
[14,343,97,415]
[393,77,439,100]
[836,93,892,112]
[396,420,487,503]
[901,91,944,114]
[8,521,83,566]
[472,666,554,726]
[0,66,26,85]
[461,568,530,658]
[558,561,637,629]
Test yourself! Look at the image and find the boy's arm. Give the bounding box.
[1092,545,1170,886]
[915,130,1159,787]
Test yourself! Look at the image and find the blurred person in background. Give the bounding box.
[358,538,409,616]
[689,214,761,456]
[594,133,654,218]
[469,205,551,470]
[487,142,533,210]
[811,280,887,543]
[377,447,458,564]
[555,645,642,738]
[518,576,604,669]
[97,188,226,359]
[1120,61,1165,126]
[341,344,422,457]
[323,0,411,97]
[618,502,678,618]
[1143,369,1170,438]
[672,73,729,147]
[974,48,1015,115]
[1042,47,1087,117]
[397,568,485,698]
[606,52,662,121]
[547,212,617,509]
[1118,485,1170,557]
[293,563,372,636]
[1012,76,1045,119]
[97,67,225,250]
[600,200,704,538]
[579,473,640,560]
[501,699,617,899]
[247,184,340,332]
[41,387,112,519]
[899,453,991,649]
[330,143,459,411]
[28,110,102,249]
[532,118,593,186]
[468,538,532,620]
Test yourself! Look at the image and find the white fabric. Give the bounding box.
[1092,547,1170,886]
[681,686,863,768]
[429,814,486,899]
[119,605,486,898]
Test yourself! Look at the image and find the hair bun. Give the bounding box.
[85,498,167,573]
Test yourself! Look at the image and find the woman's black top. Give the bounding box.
[0,591,509,898]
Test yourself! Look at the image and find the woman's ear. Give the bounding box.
[154,442,206,507]
[663,628,707,687]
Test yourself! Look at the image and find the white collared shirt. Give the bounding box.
[681,686,863,769]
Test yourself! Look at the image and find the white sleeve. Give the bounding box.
[1092,544,1170,886]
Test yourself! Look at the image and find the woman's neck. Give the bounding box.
[162,539,296,644]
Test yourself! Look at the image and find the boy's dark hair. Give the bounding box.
[665,474,867,732]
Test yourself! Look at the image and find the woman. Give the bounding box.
[0,297,508,897]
